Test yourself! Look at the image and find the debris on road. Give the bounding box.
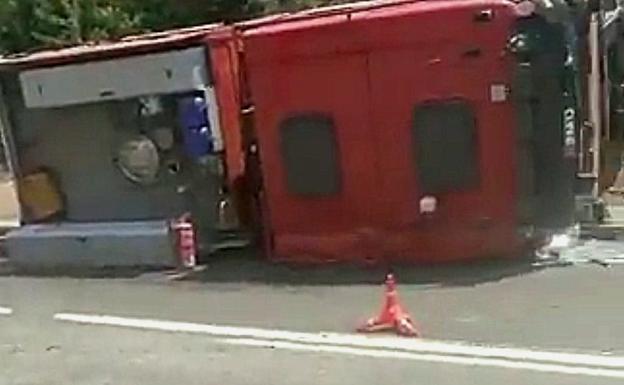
[45,345,61,352]
[588,258,611,268]
[535,226,624,267]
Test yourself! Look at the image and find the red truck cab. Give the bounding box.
[214,0,576,263]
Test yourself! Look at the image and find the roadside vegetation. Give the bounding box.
[0,0,356,54]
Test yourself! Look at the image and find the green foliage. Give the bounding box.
[0,0,139,53]
[0,0,355,54]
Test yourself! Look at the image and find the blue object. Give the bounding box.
[178,96,213,159]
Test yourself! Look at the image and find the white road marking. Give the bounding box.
[222,338,624,379]
[0,306,12,316]
[54,312,624,370]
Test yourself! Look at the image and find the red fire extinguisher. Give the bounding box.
[172,213,197,269]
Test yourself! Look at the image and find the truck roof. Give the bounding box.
[242,0,518,37]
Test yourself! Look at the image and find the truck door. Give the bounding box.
[249,54,381,259]
[367,42,518,259]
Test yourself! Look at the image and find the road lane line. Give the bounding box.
[0,306,12,316]
[222,338,624,379]
[54,312,624,369]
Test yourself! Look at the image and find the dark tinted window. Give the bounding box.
[412,101,479,193]
[280,115,341,195]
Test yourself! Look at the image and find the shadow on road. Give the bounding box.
[0,247,556,288]
[191,249,548,287]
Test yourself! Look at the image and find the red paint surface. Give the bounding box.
[206,28,245,187]
[243,0,526,263]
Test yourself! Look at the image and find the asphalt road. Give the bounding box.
[1,261,624,385]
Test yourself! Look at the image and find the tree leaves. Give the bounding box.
[0,0,140,53]
[0,0,355,54]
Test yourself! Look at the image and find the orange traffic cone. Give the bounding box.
[357,274,420,337]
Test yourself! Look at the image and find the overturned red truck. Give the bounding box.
[208,0,578,264]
